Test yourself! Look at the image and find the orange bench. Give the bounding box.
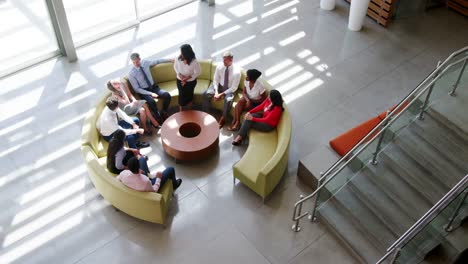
[330,103,408,156]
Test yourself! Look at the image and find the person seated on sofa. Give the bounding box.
[107,129,149,174]
[117,156,182,192]
[97,97,148,149]
[202,51,241,128]
[228,69,267,131]
[232,89,284,146]
[107,78,161,134]
[128,52,173,122]
[174,44,201,112]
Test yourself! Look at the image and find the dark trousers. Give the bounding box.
[177,79,197,106]
[238,113,274,139]
[203,84,234,119]
[103,117,140,149]
[111,152,148,174]
[138,157,151,176]
[150,167,178,190]
[138,84,171,117]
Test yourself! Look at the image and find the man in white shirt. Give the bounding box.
[97,97,148,149]
[202,51,241,128]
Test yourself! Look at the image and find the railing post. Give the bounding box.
[390,248,401,264]
[444,190,468,232]
[449,58,467,97]
[292,195,304,232]
[309,172,324,222]
[419,61,442,120]
[371,114,390,165]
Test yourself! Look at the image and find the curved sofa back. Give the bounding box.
[81,96,108,158]
[81,93,172,224]
[149,59,213,84]
[258,81,291,197]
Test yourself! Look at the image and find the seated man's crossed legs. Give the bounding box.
[203,84,234,128]
[138,85,171,122]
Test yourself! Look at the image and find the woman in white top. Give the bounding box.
[229,69,267,131]
[107,79,160,134]
[174,44,201,112]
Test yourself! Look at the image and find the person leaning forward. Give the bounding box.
[128,53,173,122]
[202,51,241,128]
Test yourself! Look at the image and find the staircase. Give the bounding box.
[318,109,468,263]
[292,47,468,264]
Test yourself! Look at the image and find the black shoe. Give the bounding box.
[232,140,242,146]
[162,111,170,121]
[136,141,150,149]
[174,179,182,190]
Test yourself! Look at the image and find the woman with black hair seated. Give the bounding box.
[174,44,201,112]
[107,129,149,175]
[228,69,266,131]
[232,89,284,146]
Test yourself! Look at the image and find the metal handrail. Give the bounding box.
[292,46,468,223]
[376,174,468,264]
[318,46,468,183]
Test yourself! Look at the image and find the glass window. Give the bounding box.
[63,0,137,46]
[136,0,193,19]
[0,0,59,77]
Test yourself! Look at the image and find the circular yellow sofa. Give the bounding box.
[80,60,292,224]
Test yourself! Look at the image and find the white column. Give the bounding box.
[348,0,371,31]
[49,0,77,61]
[320,0,335,10]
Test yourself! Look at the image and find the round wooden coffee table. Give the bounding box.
[161,110,220,161]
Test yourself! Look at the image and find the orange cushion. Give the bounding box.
[330,102,410,156]
[329,117,382,156]
[378,101,410,120]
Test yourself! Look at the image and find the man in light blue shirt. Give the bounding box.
[128,53,173,121]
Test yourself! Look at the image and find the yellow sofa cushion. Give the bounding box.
[199,59,213,80]
[233,104,291,199]
[234,130,277,185]
[151,63,176,84]
[151,60,212,84]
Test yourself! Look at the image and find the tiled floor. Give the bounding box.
[0,0,467,263]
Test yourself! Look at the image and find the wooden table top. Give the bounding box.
[160,110,220,160]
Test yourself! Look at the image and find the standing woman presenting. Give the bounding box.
[174,44,201,112]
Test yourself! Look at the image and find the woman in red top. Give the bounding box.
[232,89,284,146]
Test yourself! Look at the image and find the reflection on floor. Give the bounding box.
[0,0,467,263]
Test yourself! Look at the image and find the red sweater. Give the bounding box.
[249,98,283,128]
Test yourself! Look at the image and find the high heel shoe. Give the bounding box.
[232,139,242,146]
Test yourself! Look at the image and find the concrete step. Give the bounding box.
[381,144,449,204]
[393,129,464,189]
[363,161,432,221]
[408,114,468,174]
[348,170,415,235]
[318,197,384,264]
[427,99,468,145]
[349,169,447,262]
[445,220,468,253]
[333,184,399,250]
